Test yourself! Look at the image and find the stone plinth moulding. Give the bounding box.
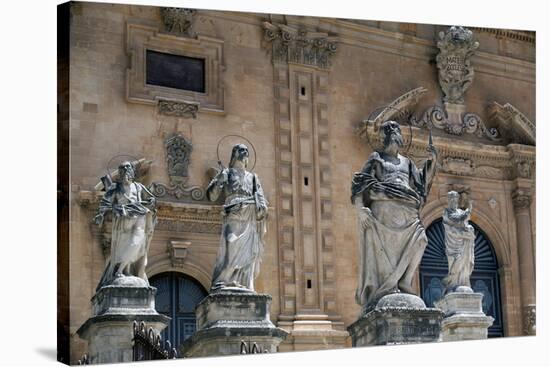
[76,278,170,364]
[180,291,288,357]
[435,292,494,341]
[347,294,443,346]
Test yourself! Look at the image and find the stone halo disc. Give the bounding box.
[216,134,257,171]
[363,105,413,154]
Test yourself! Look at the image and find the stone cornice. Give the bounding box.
[193,10,534,82]
[77,190,222,219]
[471,27,535,44]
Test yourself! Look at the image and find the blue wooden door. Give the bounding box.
[419,219,504,337]
[150,272,207,349]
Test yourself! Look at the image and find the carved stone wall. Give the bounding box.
[266,21,347,349]
[67,4,535,361]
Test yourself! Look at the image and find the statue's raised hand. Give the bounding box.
[427,143,438,161]
[93,213,104,225]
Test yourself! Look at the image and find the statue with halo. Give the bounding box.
[206,142,268,292]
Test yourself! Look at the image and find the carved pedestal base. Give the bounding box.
[347,293,443,347]
[180,291,288,357]
[277,315,349,351]
[435,292,494,341]
[77,277,170,364]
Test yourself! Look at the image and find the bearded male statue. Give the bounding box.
[93,161,156,291]
[351,120,437,312]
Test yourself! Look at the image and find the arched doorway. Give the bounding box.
[419,218,504,337]
[150,272,208,348]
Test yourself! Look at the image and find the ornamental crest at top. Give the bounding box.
[436,26,479,104]
[263,22,338,69]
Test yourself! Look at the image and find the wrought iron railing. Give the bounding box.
[240,340,269,354]
[133,321,178,361]
[77,354,89,365]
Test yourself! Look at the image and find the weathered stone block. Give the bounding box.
[435,292,494,341]
[347,293,443,347]
[181,291,288,357]
[77,280,170,364]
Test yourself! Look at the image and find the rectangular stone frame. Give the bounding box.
[126,22,225,114]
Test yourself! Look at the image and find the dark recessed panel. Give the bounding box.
[146,50,205,93]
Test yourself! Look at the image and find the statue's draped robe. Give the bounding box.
[351,151,435,310]
[207,169,268,291]
[442,208,475,292]
[96,182,156,291]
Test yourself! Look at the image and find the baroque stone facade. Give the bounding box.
[60,2,536,363]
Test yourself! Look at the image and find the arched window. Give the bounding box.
[419,219,504,337]
[150,272,207,348]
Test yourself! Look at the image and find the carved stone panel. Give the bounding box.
[263,22,338,69]
[165,134,193,181]
[150,134,206,202]
[436,26,479,104]
[160,7,196,37]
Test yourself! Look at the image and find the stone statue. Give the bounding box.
[350,120,437,311]
[93,161,156,291]
[206,144,268,292]
[442,191,475,294]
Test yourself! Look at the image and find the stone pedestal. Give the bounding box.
[435,291,494,341]
[180,290,288,357]
[77,277,170,364]
[347,293,443,347]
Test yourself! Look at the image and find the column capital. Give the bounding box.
[512,188,531,210]
[263,21,338,69]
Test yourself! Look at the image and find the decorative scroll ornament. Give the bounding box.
[160,7,196,37]
[263,22,338,69]
[414,105,501,141]
[158,99,199,119]
[512,189,531,210]
[436,26,479,104]
[151,134,206,202]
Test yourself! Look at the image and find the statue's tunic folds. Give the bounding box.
[351,152,435,309]
[442,207,475,292]
[207,168,267,291]
[96,182,156,290]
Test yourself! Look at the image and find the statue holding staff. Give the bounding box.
[351,120,437,312]
[206,143,268,292]
[442,191,475,294]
